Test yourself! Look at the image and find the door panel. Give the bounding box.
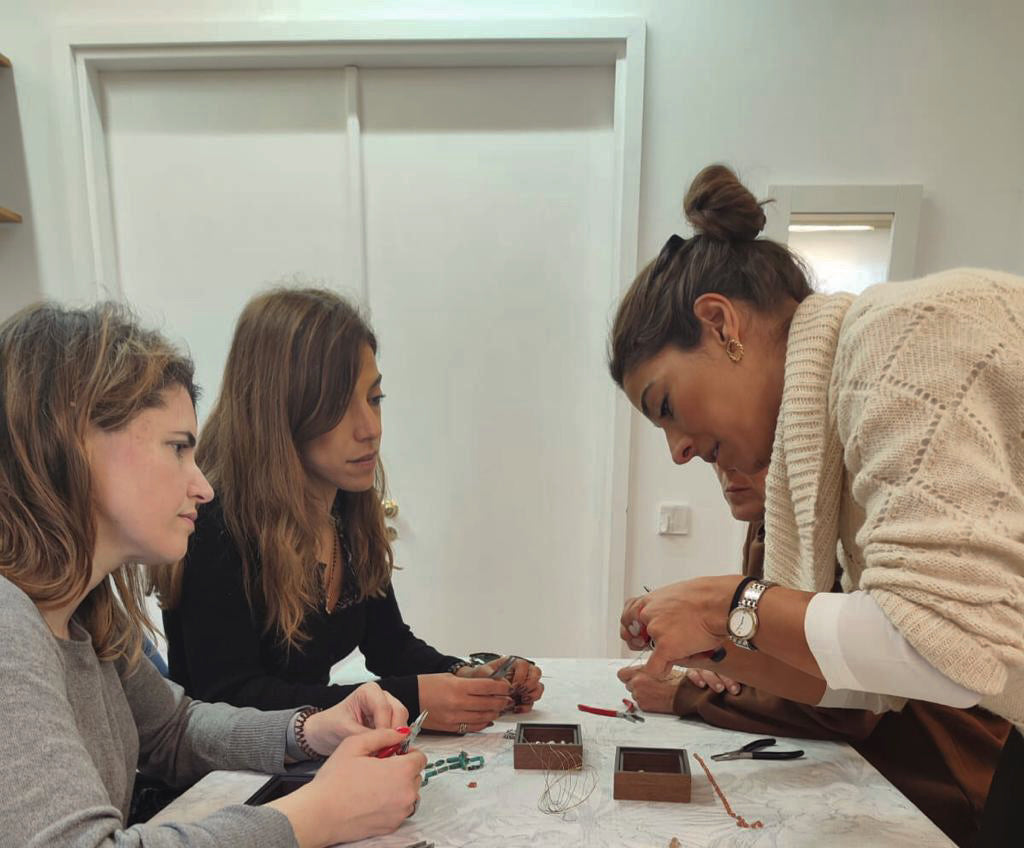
[361,66,616,656]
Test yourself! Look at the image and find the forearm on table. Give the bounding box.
[689,642,826,705]
[673,676,880,741]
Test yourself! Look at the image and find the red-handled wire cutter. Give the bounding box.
[375,710,428,758]
[577,703,644,723]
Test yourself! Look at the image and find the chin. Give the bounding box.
[340,476,377,493]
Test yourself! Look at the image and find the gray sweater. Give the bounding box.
[0,576,300,847]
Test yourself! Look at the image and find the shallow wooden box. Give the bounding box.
[613,746,691,803]
[513,723,583,770]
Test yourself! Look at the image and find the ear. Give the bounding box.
[692,294,743,349]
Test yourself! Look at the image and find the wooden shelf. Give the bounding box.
[0,54,11,68]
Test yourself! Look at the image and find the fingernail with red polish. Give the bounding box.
[397,726,410,734]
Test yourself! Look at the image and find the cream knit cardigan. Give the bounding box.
[763,268,1024,729]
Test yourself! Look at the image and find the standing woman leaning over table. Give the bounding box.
[0,302,424,848]
[610,164,1024,846]
[153,288,543,734]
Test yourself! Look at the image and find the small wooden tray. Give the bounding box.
[613,746,691,802]
[513,722,583,770]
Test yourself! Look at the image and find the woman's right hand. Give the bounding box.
[270,727,426,847]
[417,673,513,733]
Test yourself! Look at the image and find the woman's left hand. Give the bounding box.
[457,657,545,713]
[625,576,739,678]
[303,682,410,756]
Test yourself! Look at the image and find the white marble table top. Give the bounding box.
[154,658,953,847]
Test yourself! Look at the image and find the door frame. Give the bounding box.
[55,17,646,656]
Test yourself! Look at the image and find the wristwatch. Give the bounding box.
[726,578,776,651]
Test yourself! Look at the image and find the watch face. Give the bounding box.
[729,607,757,639]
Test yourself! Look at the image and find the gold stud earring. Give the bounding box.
[726,338,744,363]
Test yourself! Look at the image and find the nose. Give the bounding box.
[666,430,696,465]
[354,400,382,443]
[190,466,215,504]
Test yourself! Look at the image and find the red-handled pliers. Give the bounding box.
[375,710,428,758]
[577,703,644,723]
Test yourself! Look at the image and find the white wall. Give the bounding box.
[3,0,1024,642]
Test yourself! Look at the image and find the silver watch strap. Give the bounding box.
[739,579,776,610]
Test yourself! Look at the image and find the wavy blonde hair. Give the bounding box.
[0,302,198,666]
[152,288,393,649]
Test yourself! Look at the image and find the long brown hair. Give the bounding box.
[152,288,393,649]
[609,164,814,385]
[0,302,198,665]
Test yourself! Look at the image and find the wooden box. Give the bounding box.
[613,746,691,803]
[513,723,583,770]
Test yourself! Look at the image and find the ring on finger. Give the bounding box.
[458,722,468,734]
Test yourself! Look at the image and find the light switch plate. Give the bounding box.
[657,503,690,536]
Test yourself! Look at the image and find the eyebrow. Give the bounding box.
[639,381,655,419]
[370,375,382,390]
[170,431,197,447]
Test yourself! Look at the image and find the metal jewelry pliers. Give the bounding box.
[710,737,804,761]
[577,703,645,723]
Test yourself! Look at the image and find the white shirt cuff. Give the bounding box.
[804,590,982,709]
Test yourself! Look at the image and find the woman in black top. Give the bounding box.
[155,288,543,733]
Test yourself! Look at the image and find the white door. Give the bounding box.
[99,62,620,658]
[361,66,616,657]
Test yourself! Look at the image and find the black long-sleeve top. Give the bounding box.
[164,501,460,716]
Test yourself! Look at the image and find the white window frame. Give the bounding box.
[764,183,923,281]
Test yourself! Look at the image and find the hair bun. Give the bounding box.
[683,164,766,241]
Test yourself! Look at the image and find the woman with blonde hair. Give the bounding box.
[156,288,543,734]
[612,164,1024,844]
[0,302,425,847]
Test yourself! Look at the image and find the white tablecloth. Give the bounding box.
[153,658,954,847]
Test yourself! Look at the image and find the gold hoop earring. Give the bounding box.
[726,338,744,363]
